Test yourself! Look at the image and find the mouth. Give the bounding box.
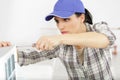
[61,31,68,34]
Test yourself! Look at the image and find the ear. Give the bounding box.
[80,14,85,23]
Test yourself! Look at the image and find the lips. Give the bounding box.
[61,31,68,34]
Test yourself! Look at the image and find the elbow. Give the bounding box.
[103,40,110,48]
[96,41,109,49]
[95,33,110,48]
[100,37,110,48]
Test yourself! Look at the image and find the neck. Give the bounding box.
[82,23,87,32]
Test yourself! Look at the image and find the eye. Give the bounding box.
[63,18,70,22]
[54,19,59,23]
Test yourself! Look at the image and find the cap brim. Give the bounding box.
[45,11,74,21]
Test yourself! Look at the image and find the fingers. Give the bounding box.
[35,35,61,51]
[38,41,46,50]
[36,39,42,50]
[7,42,11,46]
[0,43,2,47]
[35,37,55,51]
[36,40,52,50]
[0,41,11,47]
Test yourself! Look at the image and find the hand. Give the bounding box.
[0,41,11,47]
[35,35,61,50]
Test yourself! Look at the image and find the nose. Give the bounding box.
[57,22,65,30]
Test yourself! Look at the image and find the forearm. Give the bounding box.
[17,46,59,66]
[17,50,42,66]
[60,32,109,48]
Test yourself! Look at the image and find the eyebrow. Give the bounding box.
[54,18,57,21]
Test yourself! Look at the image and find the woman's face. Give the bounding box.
[54,14,86,34]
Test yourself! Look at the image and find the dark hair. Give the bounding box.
[75,8,93,24]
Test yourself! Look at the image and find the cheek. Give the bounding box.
[74,26,80,33]
[69,23,80,33]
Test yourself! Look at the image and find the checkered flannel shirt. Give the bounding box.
[17,21,116,80]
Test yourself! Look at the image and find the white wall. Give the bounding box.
[82,0,120,28]
[0,0,120,44]
[0,0,58,44]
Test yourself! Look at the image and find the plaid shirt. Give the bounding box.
[17,22,116,80]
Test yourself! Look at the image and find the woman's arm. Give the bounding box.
[36,32,109,50]
[60,32,109,48]
[17,46,60,66]
[60,22,116,48]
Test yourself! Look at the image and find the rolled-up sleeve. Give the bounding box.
[93,21,116,46]
[17,46,60,66]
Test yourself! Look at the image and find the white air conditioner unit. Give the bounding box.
[0,45,68,80]
[0,46,17,80]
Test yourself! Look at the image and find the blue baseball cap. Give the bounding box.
[45,0,85,21]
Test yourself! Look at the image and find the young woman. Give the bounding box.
[17,0,116,80]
